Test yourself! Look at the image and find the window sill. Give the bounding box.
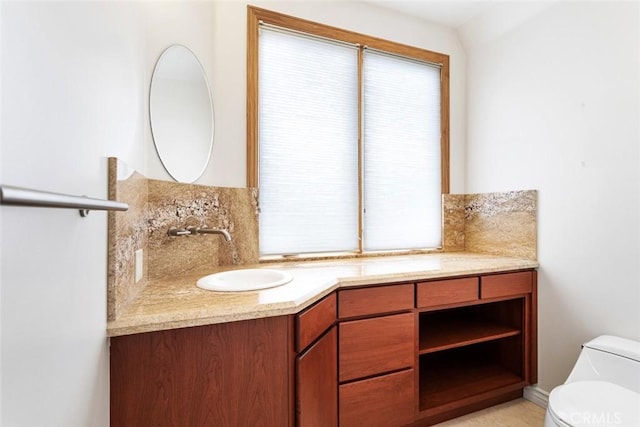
[259,248,444,264]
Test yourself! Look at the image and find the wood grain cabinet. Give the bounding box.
[337,284,416,427]
[109,270,536,427]
[295,294,338,427]
[417,277,479,308]
[340,369,414,427]
[415,270,537,426]
[110,316,291,427]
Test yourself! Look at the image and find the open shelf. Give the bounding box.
[413,273,535,425]
[418,342,525,412]
[418,299,524,355]
[419,318,520,354]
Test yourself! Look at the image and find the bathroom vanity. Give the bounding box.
[109,255,537,427]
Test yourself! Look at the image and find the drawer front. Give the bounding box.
[417,277,479,308]
[481,271,533,299]
[338,283,414,318]
[339,369,414,427]
[297,293,337,352]
[339,312,414,382]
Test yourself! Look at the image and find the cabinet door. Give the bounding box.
[339,369,414,427]
[297,326,338,427]
[110,317,290,427]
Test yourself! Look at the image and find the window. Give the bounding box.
[247,7,449,258]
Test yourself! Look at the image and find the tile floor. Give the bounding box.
[434,398,546,426]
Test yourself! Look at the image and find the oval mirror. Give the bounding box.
[150,45,214,183]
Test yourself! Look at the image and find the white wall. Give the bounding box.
[461,1,640,393]
[0,1,215,425]
[1,3,141,425]
[0,1,3,421]
[0,1,465,425]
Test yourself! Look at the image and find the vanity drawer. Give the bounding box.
[339,368,414,427]
[296,293,337,352]
[339,312,414,382]
[481,271,533,299]
[417,277,479,308]
[338,283,414,318]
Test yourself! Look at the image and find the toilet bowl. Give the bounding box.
[544,335,640,427]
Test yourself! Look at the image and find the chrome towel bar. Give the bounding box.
[0,185,129,217]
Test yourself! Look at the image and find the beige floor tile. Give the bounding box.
[434,398,546,427]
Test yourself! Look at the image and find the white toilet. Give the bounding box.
[545,335,640,427]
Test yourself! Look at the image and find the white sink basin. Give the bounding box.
[197,268,293,292]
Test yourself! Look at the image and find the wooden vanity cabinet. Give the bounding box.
[337,283,416,427]
[110,293,338,427]
[110,316,291,427]
[295,293,338,427]
[110,269,536,427]
[414,270,537,426]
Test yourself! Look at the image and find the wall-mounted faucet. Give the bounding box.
[168,227,191,237]
[188,226,232,242]
[167,225,232,241]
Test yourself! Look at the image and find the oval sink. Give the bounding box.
[197,268,293,292]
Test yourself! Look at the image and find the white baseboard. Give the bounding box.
[524,385,549,408]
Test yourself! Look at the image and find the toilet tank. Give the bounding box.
[566,335,640,393]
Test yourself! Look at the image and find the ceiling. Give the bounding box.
[368,1,496,28]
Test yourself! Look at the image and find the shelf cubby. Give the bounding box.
[418,339,525,412]
[418,299,524,353]
[419,317,520,354]
[417,299,527,416]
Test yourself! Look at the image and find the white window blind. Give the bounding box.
[363,49,442,251]
[258,27,359,255]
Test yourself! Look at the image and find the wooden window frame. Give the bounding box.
[246,5,450,256]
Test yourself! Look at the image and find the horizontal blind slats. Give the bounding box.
[258,28,359,255]
[363,50,442,251]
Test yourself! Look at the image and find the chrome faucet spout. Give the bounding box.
[191,226,232,241]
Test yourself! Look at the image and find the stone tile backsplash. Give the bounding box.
[443,189,537,260]
[107,158,258,321]
[107,157,536,321]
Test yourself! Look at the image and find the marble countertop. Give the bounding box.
[107,252,539,337]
